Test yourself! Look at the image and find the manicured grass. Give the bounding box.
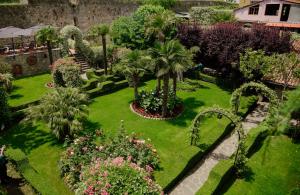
[8,74,52,107]
[197,130,300,194]
[1,78,254,194]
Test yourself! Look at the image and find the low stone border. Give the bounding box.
[129,103,184,120]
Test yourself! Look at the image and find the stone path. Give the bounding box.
[169,102,269,195]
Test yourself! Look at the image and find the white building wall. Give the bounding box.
[234,0,300,23]
[288,5,300,23]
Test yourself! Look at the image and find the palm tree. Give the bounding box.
[115,50,150,100]
[27,87,88,141]
[89,24,110,74]
[149,40,196,117]
[145,10,177,93]
[36,26,59,65]
[145,10,177,43]
[0,73,13,92]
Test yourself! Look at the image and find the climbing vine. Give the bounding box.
[230,82,279,114]
[60,25,96,65]
[190,106,242,146]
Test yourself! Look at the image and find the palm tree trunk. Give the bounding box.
[156,77,161,94]
[173,73,177,97]
[162,73,169,117]
[47,40,53,65]
[102,36,108,75]
[133,76,139,101]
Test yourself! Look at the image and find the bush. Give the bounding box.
[0,73,13,92]
[138,89,181,113]
[190,7,217,25]
[140,0,177,9]
[0,88,10,130]
[60,124,160,192]
[0,59,12,74]
[77,157,162,195]
[52,58,83,88]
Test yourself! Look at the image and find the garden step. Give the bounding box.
[169,102,269,195]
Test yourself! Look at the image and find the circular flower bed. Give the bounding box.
[45,82,55,88]
[131,101,184,120]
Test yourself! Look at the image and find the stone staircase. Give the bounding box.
[73,52,90,73]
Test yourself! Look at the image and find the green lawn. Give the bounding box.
[197,129,300,194]
[1,78,254,194]
[8,74,52,107]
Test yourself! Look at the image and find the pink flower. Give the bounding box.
[111,157,124,166]
[103,171,108,177]
[146,165,154,173]
[105,183,111,188]
[101,190,109,195]
[127,155,133,162]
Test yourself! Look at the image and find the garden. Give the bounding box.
[0,0,299,194]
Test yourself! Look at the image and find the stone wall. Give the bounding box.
[0,0,230,31]
[0,0,138,32]
[3,48,60,77]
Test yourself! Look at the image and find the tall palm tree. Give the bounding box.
[115,50,150,100]
[27,87,88,141]
[145,10,177,93]
[36,26,59,65]
[149,40,196,117]
[145,10,177,43]
[89,24,110,74]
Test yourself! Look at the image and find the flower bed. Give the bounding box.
[131,101,184,120]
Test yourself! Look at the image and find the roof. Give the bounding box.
[0,25,48,39]
[234,0,300,11]
[265,22,300,28]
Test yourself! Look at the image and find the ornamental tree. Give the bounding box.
[27,87,88,141]
[115,50,150,100]
[267,52,300,98]
[89,24,110,74]
[239,48,271,82]
[36,26,59,65]
[149,40,196,116]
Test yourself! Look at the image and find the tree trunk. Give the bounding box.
[102,36,108,75]
[156,77,161,94]
[133,76,139,101]
[162,73,169,117]
[47,41,53,65]
[173,73,177,97]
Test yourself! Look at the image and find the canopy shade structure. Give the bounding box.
[0,26,23,39]
[0,25,49,39]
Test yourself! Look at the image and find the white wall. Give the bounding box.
[234,0,300,23]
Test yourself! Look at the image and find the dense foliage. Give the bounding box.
[111,5,165,49]
[140,0,177,9]
[138,89,181,113]
[0,73,13,92]
[27,87,88,140]
[0,88,10,130]
[52,57,83,88]
[177,23,292,76]
[59,123,160,194]
[239,49,271,81]
[190,7,235,25]
[0,59,12,74]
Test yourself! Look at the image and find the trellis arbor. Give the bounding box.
[190,106,242,146]
[230,82,279,114]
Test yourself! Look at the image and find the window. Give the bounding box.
[265,4,280,16]
[249,5,259,15]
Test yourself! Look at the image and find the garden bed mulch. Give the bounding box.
[130,102,184,120]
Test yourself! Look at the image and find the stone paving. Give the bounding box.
[169,102,269,195]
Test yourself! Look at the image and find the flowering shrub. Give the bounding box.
[77,157,162,195]
[60,124,160,193]
[138,89,181,113]
[52,57,83,88]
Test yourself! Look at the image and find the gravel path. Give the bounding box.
[169,102,269,195]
